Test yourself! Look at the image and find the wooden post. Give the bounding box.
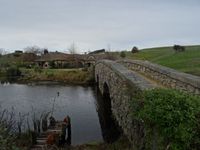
[37,120,40,133]
[67,116,71,145]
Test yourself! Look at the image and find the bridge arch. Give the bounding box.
[97,82,121,143]
[102,82,110,109]
[96,75,99,87]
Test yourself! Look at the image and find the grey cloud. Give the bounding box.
[0,0,200,53]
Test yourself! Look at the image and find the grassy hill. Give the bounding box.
[124,45,200,76]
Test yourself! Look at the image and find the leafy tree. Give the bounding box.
[131,46,139,53]
[44,49,49,55]
[173,45,185,52]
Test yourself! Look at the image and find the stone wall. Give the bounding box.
[119,59,200,95]
[95,60,155,149]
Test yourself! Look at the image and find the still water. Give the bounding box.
[0,83,103,145]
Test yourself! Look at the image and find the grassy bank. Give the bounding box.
[121,45,200,76]
[19,68,94,84]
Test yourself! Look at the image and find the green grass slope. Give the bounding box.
[126,45,200,76]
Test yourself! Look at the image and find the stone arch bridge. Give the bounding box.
[95,59,200,149]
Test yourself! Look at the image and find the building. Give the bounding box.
[35,52,84,68]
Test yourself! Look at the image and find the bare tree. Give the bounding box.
[107,44,111,52]
[0,48,5,56]
[23,45,43,56]
[68,42,77,54]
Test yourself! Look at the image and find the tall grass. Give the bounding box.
[20,68,94,84]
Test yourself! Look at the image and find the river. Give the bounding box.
[0,82,104,145]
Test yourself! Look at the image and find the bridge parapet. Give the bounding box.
[119,59,200,95]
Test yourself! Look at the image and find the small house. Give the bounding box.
[35,52,84,69]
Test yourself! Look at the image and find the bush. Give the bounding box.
[34,66,42,73]
[49,61,56,69]
[46,72,54,78]
[0,125,18,150]
[134,89,200,150]
[120,51,126,58]
[105,52,117,60]
[6,67,21,80]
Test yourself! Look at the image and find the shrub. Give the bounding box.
[120,51,126,58]
[134,88,200,150]
[6,67,21,80]
[105,52,117,60]
[46,72,54,78]
[49,61,56,69]
[34,66,42,73]
[0,107,20,150]
[0,124,18,150]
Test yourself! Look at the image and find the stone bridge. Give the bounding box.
[95,59,200,149]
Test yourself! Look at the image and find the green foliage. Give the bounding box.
[49,61,56,69]
[6,67,21,78]
[135,89,200,149]
[173,45,185,52]
[0,125,19,150]
[0,68,4,76]
[131,46,139,53]
[45,71,54,78]
[33,66,42,73]
[20,68,91,84]
[120,51,126,58]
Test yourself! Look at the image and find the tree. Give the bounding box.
[173,45,185,52]
[44,49,49,55]
[131,46,139,53]
[0,48,5,56]
[107,44,111,52]
[120,51,126,58]
[68,42,77,54]
[23,46,43,56]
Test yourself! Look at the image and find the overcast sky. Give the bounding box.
[0,0,200,53]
